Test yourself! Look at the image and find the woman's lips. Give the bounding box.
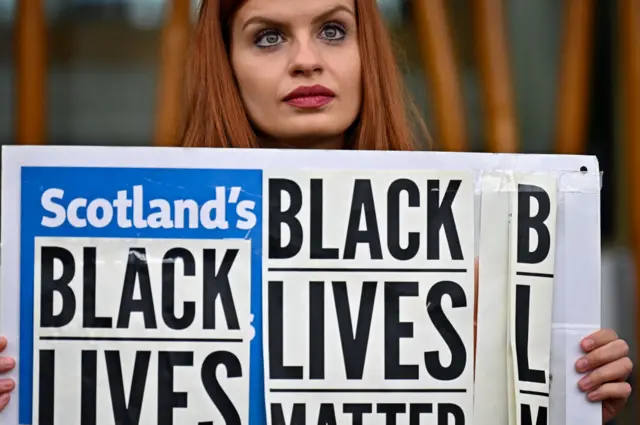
[283,85,335,109]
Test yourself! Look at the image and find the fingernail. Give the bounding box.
[587,391,599,401]
[576,358,588,371]
[583,339,595,351]
[579,376,592,391]
[0,393,10,404]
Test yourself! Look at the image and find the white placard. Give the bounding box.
[31,237,251,425]
[262,170,475,425]
[509,174,558,425]
[0,146,601,425]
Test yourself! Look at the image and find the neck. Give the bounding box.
[260,135,345,150]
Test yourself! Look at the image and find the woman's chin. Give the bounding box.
[281,114,352,139]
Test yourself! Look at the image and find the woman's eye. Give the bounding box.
[256,31,284,48]
[320,24,346,41]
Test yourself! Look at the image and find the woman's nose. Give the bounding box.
[289,38,323,77]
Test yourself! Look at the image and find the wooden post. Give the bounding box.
[16,0,47,145]
[620,0,640,412]
[555,0,595,154]
[471,0,518,153]
[154,0,192,146]
[412,0,468,152]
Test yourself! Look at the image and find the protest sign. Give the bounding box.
[474,172,558,425]
[1,146,601,425]
[508,174,557,425]
[3,165,263,425]
[263,170,475,425]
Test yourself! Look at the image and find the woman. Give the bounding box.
[0,0,633,422]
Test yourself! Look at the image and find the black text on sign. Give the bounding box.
[33,237,252,425]
[263,171,476,425]
[510,177,557,425]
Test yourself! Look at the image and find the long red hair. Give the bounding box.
[180,0,428,150]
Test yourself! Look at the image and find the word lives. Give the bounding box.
[40,184,257,230]
[32,237,253,425]
[263,171,476,425]
[510,177,558,425]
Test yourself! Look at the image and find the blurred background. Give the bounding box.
[1,0,639,423]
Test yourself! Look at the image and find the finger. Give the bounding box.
[578,357,633,392]
[576,339,630,372]
[586,382,632,402]
[0,338,6,353]
[0,379,14,394]
[0,357,15,374]
[0,393,9,411]
[581,329,618,352]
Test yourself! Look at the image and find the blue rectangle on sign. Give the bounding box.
[19,166,264,425]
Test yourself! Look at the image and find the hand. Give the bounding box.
[575,329,633,423]
[0,337,16,411]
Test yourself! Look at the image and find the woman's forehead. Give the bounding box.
[234,0,356,25]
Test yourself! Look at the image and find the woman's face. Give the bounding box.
[230,0,362,146]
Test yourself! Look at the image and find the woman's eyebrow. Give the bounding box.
[242,4,356,31]
[242,15,282,31]
[311,5,356,23]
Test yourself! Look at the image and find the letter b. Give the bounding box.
[517,184,551,264]
[268,179,303,259]
[40,247,76,327]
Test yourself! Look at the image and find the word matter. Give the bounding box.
[270,401,465,425]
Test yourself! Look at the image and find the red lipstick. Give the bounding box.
[283,85,335,109]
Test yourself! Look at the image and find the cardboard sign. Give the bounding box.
[263,170,474,425]
[0,146,601,425]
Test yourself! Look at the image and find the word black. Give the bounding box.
[268,178,463,261]
[39,246,240,331]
